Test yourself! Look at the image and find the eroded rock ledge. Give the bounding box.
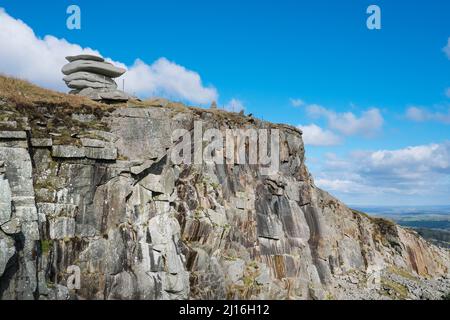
[0,91,449,300]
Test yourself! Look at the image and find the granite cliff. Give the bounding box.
[0,76,449,300]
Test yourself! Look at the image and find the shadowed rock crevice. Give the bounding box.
[0,252,19,299]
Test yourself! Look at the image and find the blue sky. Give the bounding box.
[0,0,449,205]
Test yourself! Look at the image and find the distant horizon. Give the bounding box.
[349,204,450,216]
[350,204,450,208]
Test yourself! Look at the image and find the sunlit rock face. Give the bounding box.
[0,94,449,300]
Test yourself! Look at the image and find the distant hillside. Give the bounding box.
[352,206,450,249]
[413,228,450,249]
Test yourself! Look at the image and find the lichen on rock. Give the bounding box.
[0,76,449,300]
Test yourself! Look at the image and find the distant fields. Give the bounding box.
[352,205,450,248]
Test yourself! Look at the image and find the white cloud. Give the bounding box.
[315,178,374,194]
[406,106,450,124]
[405,106,428,122]
[315,178,405,197]
[0,8,100,91]
[122,58,217,104]
[315,178,350,192]
[290,98,304,107]
[446,88,450,98]
[444,37,450,59]
[306,104,384,136]
[313,142,450,198]
[224,98,245,112]
[0,8,217,104]
[297,124,341,146]
[359,144,450,179]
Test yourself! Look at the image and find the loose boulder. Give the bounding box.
[78,88,129,102]
[67,79,118,90]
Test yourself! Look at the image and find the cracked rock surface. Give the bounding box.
[0,93,449,300]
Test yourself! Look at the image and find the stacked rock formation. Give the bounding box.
[62,54,129,102]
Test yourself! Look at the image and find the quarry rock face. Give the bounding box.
[0,94,449,300]
[62,55,129,102]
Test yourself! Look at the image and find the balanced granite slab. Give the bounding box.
[62,60,126,78]
[66,54,105,63]
[63,71,117,85]
[67,79,118,90]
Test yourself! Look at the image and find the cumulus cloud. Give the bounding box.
[0,8,100,91]
[313,142,450,199]
[406,106,450,124]
[444,37,450,59]
[306,104,384,136]
[224,98,245,112]
[290,98,304,107]
[356,144,450,181]
[297,124,341,146]
[405,106,428,122]
[122,58,217,104]
[315,178,372,194]
[0,8,217,104]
